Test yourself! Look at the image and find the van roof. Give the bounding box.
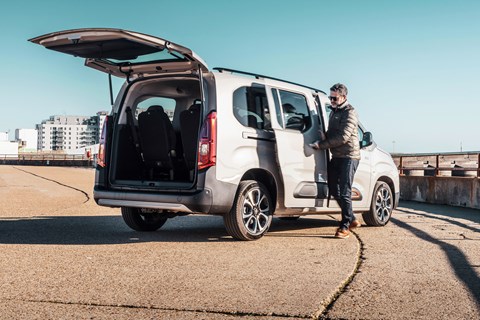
[213,67,326,95]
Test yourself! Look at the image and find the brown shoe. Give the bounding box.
[350,220,361,230]
[335,228,350,239]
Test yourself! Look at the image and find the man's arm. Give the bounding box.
[315,108,358,149]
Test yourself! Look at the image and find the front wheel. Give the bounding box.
[121,207,168,231]
[224,180,273,241]
[362,181,393,226]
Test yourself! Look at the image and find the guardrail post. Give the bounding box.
[399,156,404,175]
[435,155,439,176]
[478,153,480,178]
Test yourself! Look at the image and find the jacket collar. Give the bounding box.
[334,100,349,111]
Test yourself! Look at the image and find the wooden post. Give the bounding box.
[478,153,480,178]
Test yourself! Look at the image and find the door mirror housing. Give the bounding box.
[361,131,373,148]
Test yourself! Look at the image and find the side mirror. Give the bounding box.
[361,131,373,148]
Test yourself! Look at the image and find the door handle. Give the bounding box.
[242,131,275,142]
[242,132,258,139]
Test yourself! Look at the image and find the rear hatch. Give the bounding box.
[31,28,212,191]
[29,28,209,78]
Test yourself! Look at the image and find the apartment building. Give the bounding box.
[36,112,108,151]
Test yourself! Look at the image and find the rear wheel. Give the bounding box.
[224,180,273,241]
[362,181,393,226]
[121,207,168,231]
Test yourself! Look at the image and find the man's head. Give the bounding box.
[329,83,348,107]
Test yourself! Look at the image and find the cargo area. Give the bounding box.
[110,76,203,189]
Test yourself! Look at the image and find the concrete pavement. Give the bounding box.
[326,203,480,319]
[0,166,357,319]
[0,165,479,319]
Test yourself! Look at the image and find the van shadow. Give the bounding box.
[269,216,339,238]
[269,215,339,232]
[0,215,339,245]
[0,215,230,245]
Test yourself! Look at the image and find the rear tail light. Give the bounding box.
[97,117,108,167]
[198,111,217,170]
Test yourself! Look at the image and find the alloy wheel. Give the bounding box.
[375,186,392,223]
[242,187,271,236]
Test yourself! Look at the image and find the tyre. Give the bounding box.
[362,181,393,226]
[224,180,273,241]
[121,207,168,231]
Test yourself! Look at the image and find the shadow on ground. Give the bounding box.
[394,201,480,312]
[0,214,338,245]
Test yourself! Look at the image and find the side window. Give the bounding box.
[279,90,311,131]
[233,86,271,130]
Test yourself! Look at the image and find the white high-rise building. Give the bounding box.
[15,128,38,152]
[36,112,108,152]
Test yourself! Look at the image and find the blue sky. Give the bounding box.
[0,0,478,153]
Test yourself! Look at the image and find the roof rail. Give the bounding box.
[213,67,326,94]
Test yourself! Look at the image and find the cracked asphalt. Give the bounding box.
[0,166,479,319]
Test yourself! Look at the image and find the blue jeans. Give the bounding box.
[328,157,360,230]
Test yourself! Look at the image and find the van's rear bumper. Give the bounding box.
[94,167,238,215]
[94,188,213,214]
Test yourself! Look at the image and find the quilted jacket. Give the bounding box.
[318,102,360,160]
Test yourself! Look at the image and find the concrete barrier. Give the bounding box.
[400,176,480,209]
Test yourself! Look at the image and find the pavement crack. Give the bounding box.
[9,298,310,319]
[12,166,90,203]
[313,215,366,320]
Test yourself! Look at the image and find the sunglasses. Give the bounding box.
[328,96,341,102]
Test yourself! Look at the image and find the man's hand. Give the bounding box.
[309,141,320,150]
[309,131,326,150]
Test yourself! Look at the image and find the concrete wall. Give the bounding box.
[400,176,480,209]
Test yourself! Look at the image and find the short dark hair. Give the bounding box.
[330,83,348,97]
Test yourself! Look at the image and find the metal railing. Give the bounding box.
[391,152,480,177]
[0,153,91,161]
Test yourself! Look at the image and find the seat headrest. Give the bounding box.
[282,103,296,113]
[188,104,201,111]
[189,101,201,111]
[147,105,165,113]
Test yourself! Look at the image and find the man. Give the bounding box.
[310,83,361,239]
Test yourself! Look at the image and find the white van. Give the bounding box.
[31,28,399,240]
